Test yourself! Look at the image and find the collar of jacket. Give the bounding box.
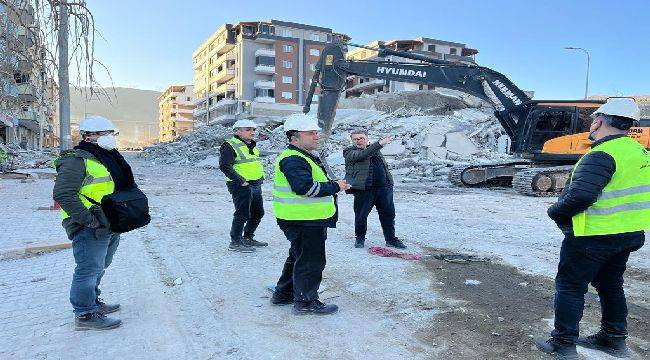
[234,135,256,148]
[288,144,322,164]
[591,134,627,148]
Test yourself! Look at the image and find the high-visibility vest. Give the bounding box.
[60,158,115,219]
[572,136,650,236]
[272,148,336,221]
[225,137,265,181]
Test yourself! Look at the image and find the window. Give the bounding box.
[186,97,191,101]
[311,34,320,41]
[450,48,457,55]
[427,44,436,52]
[282,91,293,99]
[282,60,293,69]
[256,56,274,66]
[283,44,293,53]
[282,76,292,84]
[170,96,176,101]
[283,29,293,37]
[309,48,320,56]
[310,63,317,71]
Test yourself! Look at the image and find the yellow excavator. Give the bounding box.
[303,43,649,196]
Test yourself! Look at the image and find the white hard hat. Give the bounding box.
[593,98,640,121]
[283,113,321,132]
[78,115,115,133]
[233,119,257,129]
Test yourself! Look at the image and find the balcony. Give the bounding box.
[19,4,35,25]
[17,26,35,47]
[216,83,236,95]
[214,67,235,83]
[254,79,275,89]
[214,52,236,68]
[253,96,275,104]
[255,48,275,57]
[17,83,37,101]
[254,64,275,75]
[18,111,39,131]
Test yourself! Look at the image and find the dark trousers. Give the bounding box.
[353,185,396,241]
[226,181,264,242]
[552,232,644,343]
[275,225,327,302]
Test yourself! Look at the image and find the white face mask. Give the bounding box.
[97,134,117,150]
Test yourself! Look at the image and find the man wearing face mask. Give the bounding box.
[53,115,134,331]
[536,98,649,359]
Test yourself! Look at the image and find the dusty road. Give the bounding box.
[131,154,648,359]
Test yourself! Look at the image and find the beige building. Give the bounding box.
[158,85,195,142]
[345,37,478,97]
[192,20,349,124]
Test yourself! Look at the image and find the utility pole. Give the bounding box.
[564,46,590,100]
[58,1,71,150]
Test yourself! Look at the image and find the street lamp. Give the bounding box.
[564,46,590,99]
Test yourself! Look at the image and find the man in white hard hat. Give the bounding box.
[536,98,648,359]
[219,119,267,252]
[53,115,132,330]
[270,114,351,315]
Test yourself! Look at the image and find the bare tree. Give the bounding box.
[0,0,112,151]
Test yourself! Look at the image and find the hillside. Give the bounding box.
[70,87,161,147]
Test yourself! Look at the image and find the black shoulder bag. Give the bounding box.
[84,186,151,233]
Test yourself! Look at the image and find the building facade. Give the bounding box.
[0,1,58,149]
[345,37,478,98]
[158,85,195,142]
[192,20,349,124]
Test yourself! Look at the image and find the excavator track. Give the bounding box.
[511,165,574,197]
[448,161,530,188]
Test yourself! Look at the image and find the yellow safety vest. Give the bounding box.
[572,136,650,236]
[225,137,265,181]
[60,158,115,219]
[272,148,336,221]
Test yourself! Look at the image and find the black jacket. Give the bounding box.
[219,135,262,185]
[277,145,340,228]
[547,134,643,237]
[343,142,393,190]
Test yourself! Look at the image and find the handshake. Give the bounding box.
[335,179,352,192]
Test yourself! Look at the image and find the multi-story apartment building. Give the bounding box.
[345,37,478,98]
[0,1,57,149]
[158,85,195,142]
[192,20,349,124]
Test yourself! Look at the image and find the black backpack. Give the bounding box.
[84,187,151,233]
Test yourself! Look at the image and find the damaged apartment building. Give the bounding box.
[158,85,195,142]
[192,20,349,124]
[0,1,58,149]
[345,38,478,98]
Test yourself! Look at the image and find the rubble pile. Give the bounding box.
[141,90,513,184]
[0,143,58,171]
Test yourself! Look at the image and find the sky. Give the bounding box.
[84,0,650,100]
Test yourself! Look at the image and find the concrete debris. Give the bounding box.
[0,143,58,173]
[141,90,514,185]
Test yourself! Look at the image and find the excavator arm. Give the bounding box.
[304,43,532,143]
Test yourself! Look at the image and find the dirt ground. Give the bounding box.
[418,248,649,359]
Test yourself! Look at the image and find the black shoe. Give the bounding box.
[386,238,406,249]
[96,298,120,314]
[243,235,268,247]
[354,237,365,248]
[535,337,579,360]
[75,312,122,331]
[228,241,255,253]
[577,330,629,358]
[292,300,338,316]
[270,292,293,306]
